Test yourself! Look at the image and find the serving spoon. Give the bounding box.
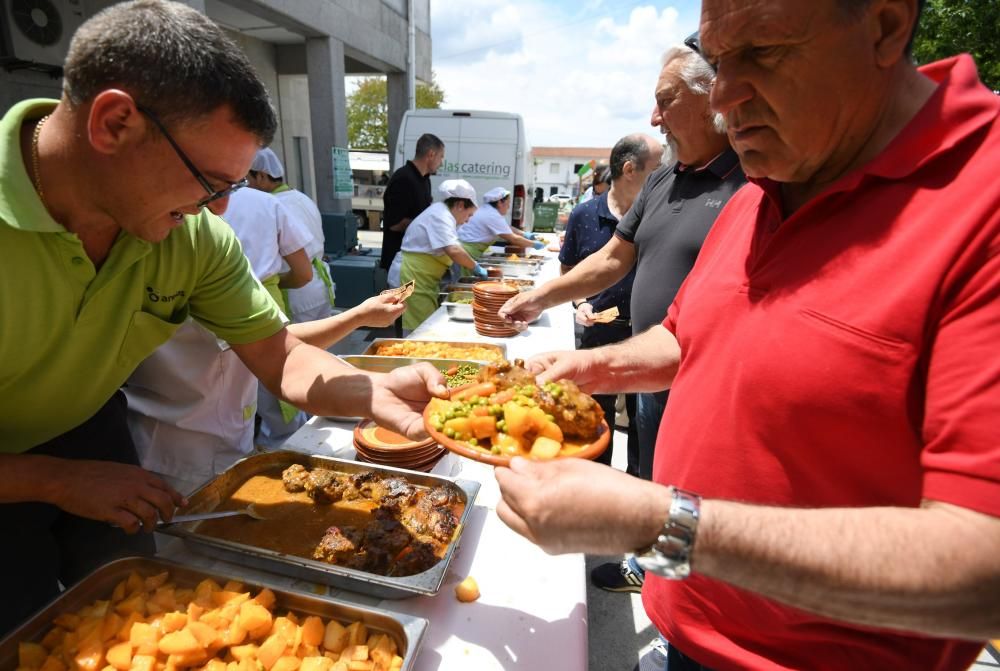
[159,503,266,526]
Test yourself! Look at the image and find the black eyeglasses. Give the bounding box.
[137,105,248,208]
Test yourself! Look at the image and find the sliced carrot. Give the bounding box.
[451,382,497,401]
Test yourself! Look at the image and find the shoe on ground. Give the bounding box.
[634,638,669,671]
[590,558,644,593]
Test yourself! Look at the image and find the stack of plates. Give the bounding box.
[472,281,520,337]
[353,419,446,472]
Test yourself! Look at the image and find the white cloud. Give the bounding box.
[428,1,698,147]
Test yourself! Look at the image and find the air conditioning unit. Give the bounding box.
[1,0,86,68]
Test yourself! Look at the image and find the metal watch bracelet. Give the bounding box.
[633,486,702,579]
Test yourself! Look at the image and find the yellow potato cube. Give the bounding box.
[160,613,187,634]
[345,623,367,648]
[19,642,48,668]
[257,634,288,671]
[529,436,561,460]
[298,658,332,671]
[104,641,132,671]
[39,655,66,671]
[129,654,156,671]
[129,623,160,656]
[228,645,258,662]
[252,589,276,611]
[271,656,301,671]
[322,621,347,654]
[455,576,480,602]
[157,629,201,657]
[237,602,272,634]
[143,572,170,591]
[300,617,324,648]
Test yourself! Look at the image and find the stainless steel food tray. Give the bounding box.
[361,338,506,362]
[443,303,473,321]
[158,452,480,599]
[0,556,428,671]
[340,355,483,378]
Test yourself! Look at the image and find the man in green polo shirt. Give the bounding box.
[0,0,446,634]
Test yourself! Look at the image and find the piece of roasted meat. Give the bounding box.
[538,378,604,439]
[313,525,362,563]
[479,358,536,390]
[478,359,604,439]
[293,466,463,576]
[281,464,310,492]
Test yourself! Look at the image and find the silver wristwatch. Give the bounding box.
[633,486,701,579]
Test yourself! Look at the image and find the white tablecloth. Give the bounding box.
[162,247,588,671]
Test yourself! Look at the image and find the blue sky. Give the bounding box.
[427,0,703,147]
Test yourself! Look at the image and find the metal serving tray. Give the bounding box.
[443,302,473,321]
[158,452,480,599]
[361,338,506,362]
[478,261,540,277]
[340,355,483,378]
[0,556,428,671]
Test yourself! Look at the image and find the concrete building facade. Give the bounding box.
[0,0,431,215]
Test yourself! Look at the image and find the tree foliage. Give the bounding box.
[347,74,446,150]
[912,0,1000,91]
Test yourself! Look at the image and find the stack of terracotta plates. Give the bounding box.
[353,419,445,472]
[472,281,520,337]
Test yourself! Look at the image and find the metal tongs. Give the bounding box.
[159,503,266,526]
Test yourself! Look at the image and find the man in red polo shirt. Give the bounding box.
[494,0,1000,669]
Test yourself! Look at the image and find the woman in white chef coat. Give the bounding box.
[458,187,544,261]
[388,180,487,330]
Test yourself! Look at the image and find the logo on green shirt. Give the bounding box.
[146,286,186,303]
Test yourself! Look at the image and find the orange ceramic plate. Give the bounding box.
[422,400,610,467]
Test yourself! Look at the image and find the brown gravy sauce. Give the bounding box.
[196,468,464,569]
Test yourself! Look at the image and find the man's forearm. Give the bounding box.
[276,342,379,417]
[286,312,365,351]
[0,454,66,505]
[587,325,680,394]
[689,499,1000,639]
[542,240,634,306]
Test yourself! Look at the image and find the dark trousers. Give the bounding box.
[636,390,668,480]
[0,391,155,637]
[666,645,716,671]
[580,322,638,470]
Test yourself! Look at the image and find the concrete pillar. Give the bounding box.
[386,73,408,172]
[306,35,350,214]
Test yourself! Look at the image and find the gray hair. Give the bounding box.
[659,44,726,135]
[63,0,276,143]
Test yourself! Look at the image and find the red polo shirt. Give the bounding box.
[643,55,1000,670]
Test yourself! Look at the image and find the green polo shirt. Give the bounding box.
[0,99,285,454]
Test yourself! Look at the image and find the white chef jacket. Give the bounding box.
[458,204,512,243]
[224,187,312,280]
[124,187,305,494]
[275,188,332,320]
[388,202,458,286]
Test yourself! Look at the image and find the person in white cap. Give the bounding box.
[389,179,486,330]
[458,186,544,262]
[249,147,335,324]
[247,147,337,446]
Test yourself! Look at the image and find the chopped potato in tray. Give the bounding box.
[15,571,404,671]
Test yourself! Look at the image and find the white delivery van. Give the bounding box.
[395,109,534,230]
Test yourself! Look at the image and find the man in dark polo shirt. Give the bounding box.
[379,134,445,270]
[498,42,745,595]
[559,133,663,467]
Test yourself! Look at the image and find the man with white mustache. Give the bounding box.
[499,39,744,495]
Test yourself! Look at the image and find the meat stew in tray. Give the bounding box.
[159,453,480,599]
